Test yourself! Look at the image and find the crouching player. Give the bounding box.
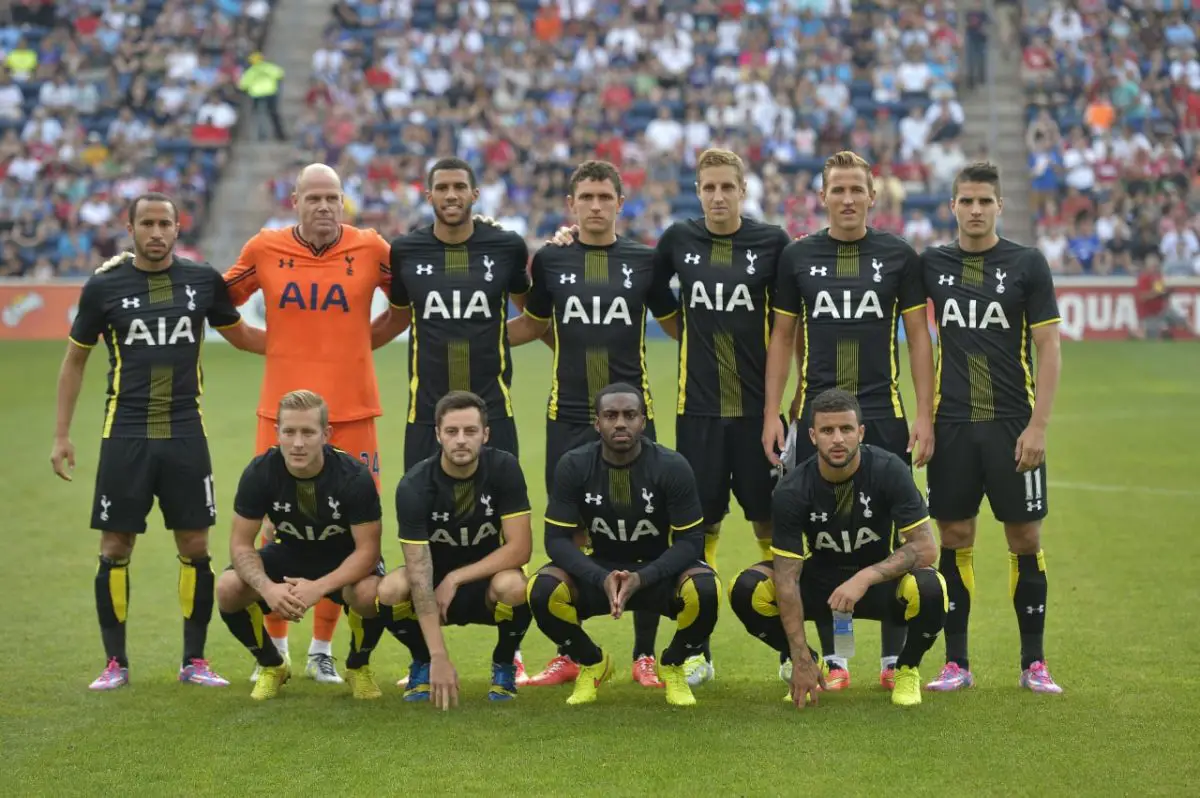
[378,391,533,705]
[217,390,387,700]
[527,383,720,707]
[730,389,947,707]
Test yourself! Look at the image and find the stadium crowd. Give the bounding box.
[0,0,274,278]
[1024,1,1200,277]
[262,0,981,255]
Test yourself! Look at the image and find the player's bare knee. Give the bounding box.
[936,518,976,549]
[172,529,210,559]
[488,569,528,607]
[216,570,253,612]
[99,531,135,560]
[377,567,410,605]
[344,578,380,617]
[1004,521,1041,555]
[751,520,773,539]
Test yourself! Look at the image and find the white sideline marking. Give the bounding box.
[1050,481,1200,498]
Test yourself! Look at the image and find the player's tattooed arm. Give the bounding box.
[404,542,438,621]
[773,554,812,661]
[865,520,937,583]
[229,514,273,593]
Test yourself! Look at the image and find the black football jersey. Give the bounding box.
[771,445,929,571]
[654,217,791,418]
[774,228,925,421]
[922,238,1061,422]
[68,255,242,439]
[525,237,679,424]
[394,447,531,578]
[234,445,382,561]
[545,440,704,565]
[388,224,531,423]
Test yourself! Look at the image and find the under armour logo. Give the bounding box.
[859,492,873,519]
[345,255,355,275]
[948,601,956,612]
[481,494,493,517]
[431,511,449,522]
[684,253,700,265]
[810,512,828,523]
[328,496,341,520]
[642,488,655,513]
[416,264,433,276]
[99,495,111,522]
[273,501,291,512]
[810,266,827,277]
[939,275,954,285]
[585,493,603,506]
[482,254,494,282]
[278,258,294,269]
[1026,604,1045,615]
[872,259,884,283]
[1027,500,1043,512]
[745,250,758,275]
[121,297,140,309]
[185,285,196,311]
[995,268,1007,294]
[622,264,633,289]
[560,273,576,284]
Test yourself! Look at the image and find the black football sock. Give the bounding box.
[220,604,284,667]
[729,567,789,656]
[528,573,602,666]
[178,555,214,667]
[661,572,719,666]
[95,555,130,668]
[896,569,948,669]
[379,601,430,663]
[492,600,531,665]
[345,605,386,669]
[814,620,839,666]
[880,615,907,668]
[1011,551,1048,670]
[939,545,974,669]
[632,610,659,660]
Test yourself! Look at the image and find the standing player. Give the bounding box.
[377,391,533,704]
[730,389,947,708]
[762,150,936,691]
[217,390,387,700]
[378,157,530,471]
[51,192,264,690]
[921,162,1064,694]
[507,160,680,688]
[527,384,720,707]
[224,163,400,687]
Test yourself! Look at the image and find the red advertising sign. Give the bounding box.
[1054,277,1200,341]
[0,283,81,340]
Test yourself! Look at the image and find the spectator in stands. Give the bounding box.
[1133,255,1188,340]
[239,51,286,141]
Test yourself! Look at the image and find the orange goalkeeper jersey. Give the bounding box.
[224,224,391,422]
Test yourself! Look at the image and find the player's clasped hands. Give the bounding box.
[261,581,307,622]
[282,577,326,611]
[603,570,642,618]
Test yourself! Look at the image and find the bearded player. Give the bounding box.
[223,163,406,685]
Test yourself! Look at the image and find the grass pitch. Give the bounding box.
[2,338,1198,795]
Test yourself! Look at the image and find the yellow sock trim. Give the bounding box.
[755,537,772,562]
[348,609,364,651]
[247,603,265,649]
[548,580,579,625]
[177,556,196,620]
[899,573,921,621]
[956,546,976,602]
[494,600,514,623]
[751,574,779,618]
[109,564,128,624]
[393,600,416,621]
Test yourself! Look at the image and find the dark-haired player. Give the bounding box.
[527,383,720,707]
[217,390,387,700]
[378,391,533,706]
[921,162,1064,694]
[508,159,680,689]
[763,150,936,692]
[730,389,946,708]
[51,192,264,691]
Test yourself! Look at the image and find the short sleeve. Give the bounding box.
[772,241,802,317]
[1024,248,1061,328]
[663,455,704,532]
[222,237,262,307]
[394,476,430,544]
[646,254,680,320]
[652,225,676,284]
[882,454,929,535]
[898,245,927,314]
[207,268,243,329]
[769,480,809,560]
[68,277,107,348]
[233,461,269,520]
[344,466,383,526]
[388,237,411,308]
[495,454,532,518]
[544,455,584,528]
[524,249,553,321]
[371,230,392,292]
[507,236,531,295]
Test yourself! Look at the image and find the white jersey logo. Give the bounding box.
[121,297,140,308]
[745,250,758,275]
[273,501,291,513]
[995,268,1007,294]
[422,290,492,320]
[99,495,112,522]
[328,496,341,520]
[481,494,493,517]
[483,255,495,282]
[560,273,577,284]
[872,259,884,283]
[622,264,633,289]
[810,290,884,320]
[185,285,197,311]
[859,492,873,518]
[642,488,655,514]
[940,298,1010,330]
[415,264,434,276]
[124,315,195,346]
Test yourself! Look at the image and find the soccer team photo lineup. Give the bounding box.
[46,148,1075,711]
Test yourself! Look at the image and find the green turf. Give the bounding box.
[3,338,1198,795]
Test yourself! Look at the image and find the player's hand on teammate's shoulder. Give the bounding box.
[908,415,935,469]
[789,652,825,710]
[284,577,325,610]
[1014,422,1047,472]
[429,653,459,711]
[473,214,502,228]
[548,224,579,247]
[434,572,460,623]
[50,436,75,481]
[94,251,133,274]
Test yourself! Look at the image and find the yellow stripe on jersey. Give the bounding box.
[676,304,689,416]
[897,515,930,535]
[102,324,123,439]
[545,517,576,528]
[523,307,550,323]
[797,303,810,420]
[769,546,806,560]
[933,333,943,416]
[500,510,532,520]
[147,272,173,305]
[68,336,96,349]
[407,315,421,423]
[1030,317,1062,329]
[398,537,429,545]
[1021,313,1036,411]
[639,307,655,421]
[548,315,561,420]
[497,311,516,416]
[670,517,703,532]
[889,298,902,418]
